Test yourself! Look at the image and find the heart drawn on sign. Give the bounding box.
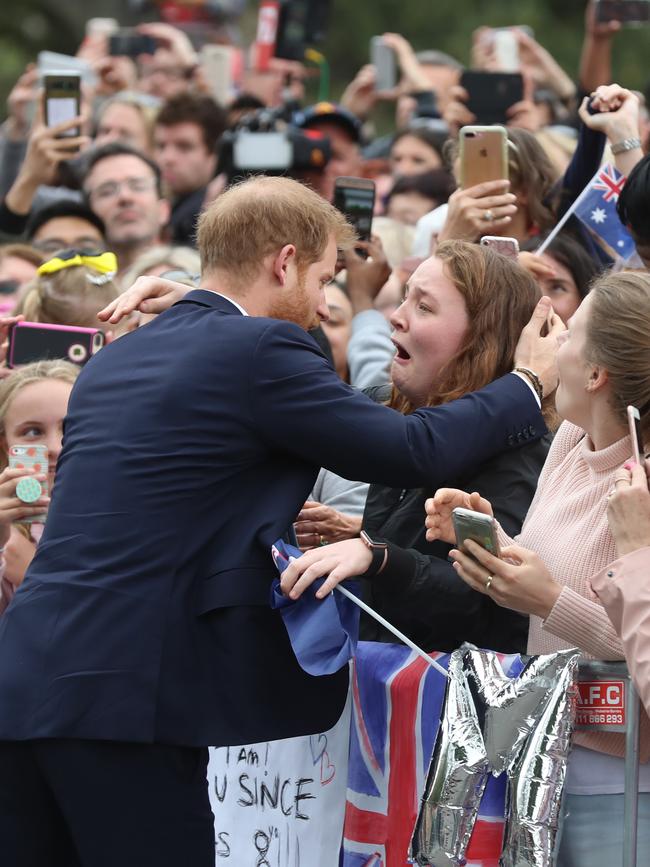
[320,749,336,785]
[309,732,327,765]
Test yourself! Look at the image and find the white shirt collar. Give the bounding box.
[210,291,249,316]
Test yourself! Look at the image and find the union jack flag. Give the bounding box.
[592,163,626,203]
[342,642,524,867]
[573,163,636,260]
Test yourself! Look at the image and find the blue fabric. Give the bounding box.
[270,539,360,676]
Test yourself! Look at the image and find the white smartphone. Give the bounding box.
[480,236,519,259]
[627,405,644,464]
[85,18,119,39]
[370,36,397,91]
[493,29,520,73]
[200,45,233,106]
[452,507,500,562]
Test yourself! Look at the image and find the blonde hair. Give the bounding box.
[196,176,357,285]
[15,265,119,329]
[0,360,79,469]
[119,245,200,291]
[586,270,650,436]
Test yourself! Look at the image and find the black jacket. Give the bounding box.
[360,408,551,653]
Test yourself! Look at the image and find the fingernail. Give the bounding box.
[624,461,636,470]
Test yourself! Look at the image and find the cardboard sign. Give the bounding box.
[209,694,350,865]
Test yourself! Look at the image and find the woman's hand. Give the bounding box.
[294,501,362,550]
[0,314,24,378]
[607,460,650,557]
[280,538,372,600]
[97,276,192,325]
[342,235,392,313]
[450,538,562,619]
[578,84,640,140]
[518,250,557,282]
[3,526,37,589]
[424,488,493,544]
[437,180,517,243]
[0,467,50,542]
[442,85,476,137]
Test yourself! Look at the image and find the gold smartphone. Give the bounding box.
[459,125,508,190]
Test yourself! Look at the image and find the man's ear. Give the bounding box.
[272,244,297,286]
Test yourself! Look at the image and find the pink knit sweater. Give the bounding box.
[498,421,650,760]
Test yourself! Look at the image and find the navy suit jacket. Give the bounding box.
[0,291,545,747]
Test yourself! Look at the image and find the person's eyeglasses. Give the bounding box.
[33,239,106,255]
[87,177,156,202]
[0,280,20,296]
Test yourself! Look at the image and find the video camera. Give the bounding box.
[218,105,331,179]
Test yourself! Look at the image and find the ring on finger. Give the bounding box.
[320,535,328,546]
[485,574,494,590]
[482,209,494,222]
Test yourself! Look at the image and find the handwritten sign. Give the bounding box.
[208,694,350,865]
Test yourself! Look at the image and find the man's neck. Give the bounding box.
[114,239,159,274]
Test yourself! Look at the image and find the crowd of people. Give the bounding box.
[1,2,650,865]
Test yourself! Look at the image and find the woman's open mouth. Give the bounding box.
[392,339,411,363]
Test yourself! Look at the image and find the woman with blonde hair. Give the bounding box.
[0,360,79,613]
[424,269,650,866]
[14,249,120,332]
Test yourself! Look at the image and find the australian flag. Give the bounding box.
[573,163,636,260]
[342,642,525,867]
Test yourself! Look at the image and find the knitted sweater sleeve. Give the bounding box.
[543,585,624,660]
[495,421,585,550]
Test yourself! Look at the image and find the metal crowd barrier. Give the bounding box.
[575,660,641,867]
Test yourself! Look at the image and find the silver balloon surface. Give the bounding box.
[409,645,580,867]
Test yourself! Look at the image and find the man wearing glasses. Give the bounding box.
[83,143,170,275]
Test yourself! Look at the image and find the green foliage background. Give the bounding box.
[1,0,649,113]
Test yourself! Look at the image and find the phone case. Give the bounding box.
[480,235,520,259]
[459,126,508,189]
[452,507,500,559]
[596,0,650,24]
[43,75,81,138]
[461,70,524,126]
[7,322,105,369]
[333,178,376,241]
[370,37,396,91]
[8,444,49,524]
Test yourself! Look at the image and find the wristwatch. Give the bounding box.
[360,530,388,578]
[611,137,642,155]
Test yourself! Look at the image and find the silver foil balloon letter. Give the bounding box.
[410,645,580,867]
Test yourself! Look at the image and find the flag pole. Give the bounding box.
[534,167,602,256]
[335,585,450,678]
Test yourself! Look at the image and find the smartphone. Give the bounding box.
[109,30,157,58]
[493,29,520,73]
[370,36,397,91]
[7,322,105,368]
[627,405,645,464]
[8,444,49,524]
[596,0,650,25]
[452,507,500,561]
[461,70,524,126]
[480,235,519,258]
[200,45,233,107]
[333,177,375,242]
[85,18,119,39]
[459,125,508,189]
[43,75,81,138]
